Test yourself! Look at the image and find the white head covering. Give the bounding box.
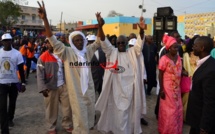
[69,31,87,57]
[1,33,12,41]
[68,31,88,95]
[128,38,137,46]
[86,35,96,41]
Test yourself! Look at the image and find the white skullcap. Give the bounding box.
[86,35,96,41]
[128,38,137,46]
[1,33,12,41]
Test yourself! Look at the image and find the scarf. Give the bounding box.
[162,34,177,50]
[69,31,88,95]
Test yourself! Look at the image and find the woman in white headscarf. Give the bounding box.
[37,2,101,133]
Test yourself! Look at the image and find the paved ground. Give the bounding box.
[9,73,190,134]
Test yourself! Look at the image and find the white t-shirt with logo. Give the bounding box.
[0,48,24,83]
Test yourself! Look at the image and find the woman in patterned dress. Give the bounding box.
[158,34,183,134]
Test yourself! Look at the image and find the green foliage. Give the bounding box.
[0,1,22,27]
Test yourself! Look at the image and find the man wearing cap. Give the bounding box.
[89,34,106,96]
[0,33,26,134]
[86,35,97,46]
[128,35,148,126]
[128,38,137,48]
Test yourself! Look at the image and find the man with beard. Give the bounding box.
[37,1,101,133]
[186,36,215,134]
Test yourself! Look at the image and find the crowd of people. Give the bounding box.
[0,1,215,134]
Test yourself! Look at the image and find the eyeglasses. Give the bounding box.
[117,41,126,45]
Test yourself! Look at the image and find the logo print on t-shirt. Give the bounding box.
[2,60,13,74]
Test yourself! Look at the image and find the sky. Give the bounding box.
[27,0,215,25]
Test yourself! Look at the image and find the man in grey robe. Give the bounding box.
[37,2,101,134]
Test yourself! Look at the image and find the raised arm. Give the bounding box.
[96,12,114,57]
[86,13,103,55]
[96,12,105,41]
[37,1,52,37]
[134,16,146,56]
[37,1,66,60]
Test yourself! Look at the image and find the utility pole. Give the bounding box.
[60,12,63,33]
[139,0,146,16]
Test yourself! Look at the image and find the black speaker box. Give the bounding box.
[153,17,164,31]
[157,7,173,17]
[165,16,177,30]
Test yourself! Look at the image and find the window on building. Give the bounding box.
[32,15,36,21]
[133,24,137,29]
[22,15,25,20]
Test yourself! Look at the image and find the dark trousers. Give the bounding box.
[154,94,160,120]
[189,127,200,134]
[0,84,18,134]
[146,85,153,94]
[190,127,215,134]
[26,57,37,78]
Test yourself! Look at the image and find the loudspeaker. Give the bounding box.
[153,17,164,30]
[165,16,177,30]
[157,7,173,17]
[153,30,165,48]
[153,30,176,49]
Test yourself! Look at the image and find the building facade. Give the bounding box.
[56,22,77,34]
[177,12,215,38]
[15,5,44,32]
[76,16,152,37]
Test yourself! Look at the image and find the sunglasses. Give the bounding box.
[117,41,126,45]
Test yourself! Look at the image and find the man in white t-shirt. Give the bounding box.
[37,39,73,134]
[0,33,26,134]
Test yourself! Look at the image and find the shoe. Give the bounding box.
[141,118,148,126]
[48,130,56,134]
[9,120,14,127]
[65,128,73,133]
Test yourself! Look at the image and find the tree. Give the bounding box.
[107,10,123,17]
[0,1,22,28]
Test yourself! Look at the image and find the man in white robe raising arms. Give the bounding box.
[37,2,101,134]
[95,13,146,134]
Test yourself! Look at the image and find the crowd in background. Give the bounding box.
[0,2,215,134]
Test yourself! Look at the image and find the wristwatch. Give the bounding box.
[22,83,26,86]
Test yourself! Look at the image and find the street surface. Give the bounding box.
[10,73,189,134]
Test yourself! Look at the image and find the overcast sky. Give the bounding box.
[28,0,215,25]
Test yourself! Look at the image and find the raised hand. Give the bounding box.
[137,16,145,30]
[37,1,47,20]
[20,85,26,93]
[41,89,49,97]
[96,12,105,27]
